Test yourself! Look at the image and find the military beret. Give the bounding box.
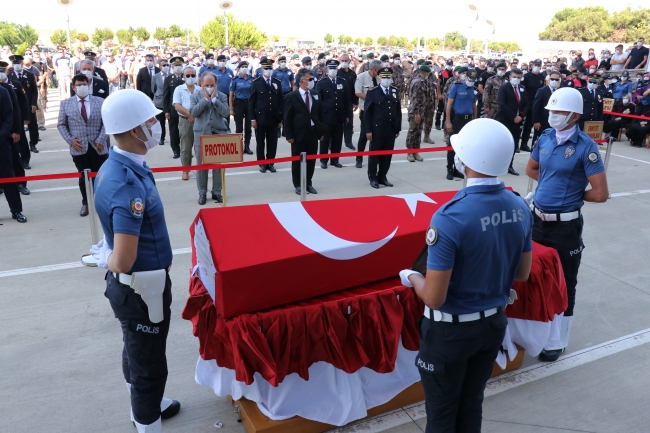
[467,69,478,80]
[392,53,400,59]
[8,55,23,63]
[457,66,469,73]
[424,60,432,66]
[318,53,326,59]
[366,52,375,59]
[378,67,393,78]
[170,56,184,66]
[446,59,453,66]
[326,59,340,68]
[324,51,330,55]
[277,55,286,62]
[292,54,299,59]
[453,66,461,72]
[496,62,507,68]
[302,56,312,64]
[380,54,389,61]
[487,60,495,67]
[217,55,227,61]
[362,55,367,60]
[416,59,425,65]
[419,65,431,73]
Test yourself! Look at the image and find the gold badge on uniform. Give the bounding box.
[426,226,438,246]
[130,198,145,218]
[392,93,396,98]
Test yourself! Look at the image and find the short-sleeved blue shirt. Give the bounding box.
[94,149,173,273]
[272,68,294,93]
[230,75,254,99]
[426,183,533,315]
[213,67,234,96]
[612,81,633,99]
[531,127,605,213]
[448,82,478,115]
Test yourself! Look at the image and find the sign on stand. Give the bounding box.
[583,121,604,144]
[603,98,614,114]
[199,134,244,207]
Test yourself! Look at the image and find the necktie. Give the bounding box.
[332,78,336,86]
[80,99,88,123]
[385,87,389,97]
[267,79,271,88]
[305,90,310,111]
[372,77,377,87]
[514,86,520,104]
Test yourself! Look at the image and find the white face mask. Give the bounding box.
[75,85,89,97]
[623,98,629,105]
[381,78,391,88]
[327,69,337,78]
[533,66,541,73]
[340,61,349,69]
[138,122,162,151]
[381,62,389,68]
[589,68,595,73]
[454,154,466,177]
[280,62,287,68]
[304,65,312,70]
[462,62,469,67]
[161,66,169,73]
[185,76,196,85]
[13,64,23,72]
[218,61,226,68]
[497,70,505,77]
[459,74,466,81]
[548,112,573,131]
[263,69,272,78]
[205,86,215,95]
[394,59,400,65]
[621,76,627,81]
[487,67,494,73]
[587,82,597,90]
[638,42,643,48]
[239,68,248,75]
[510,77,521,86]
[173,66,183,74]
[446,65,452,70]
[549,79,559,89]
[466,79,475,87]
[307,80,315,90]
[81,70,93,80]
[207,59,215,65]
[480,62,486,67]
[0,72,7,82]
[319,59,326,65]
[146,61,154,68]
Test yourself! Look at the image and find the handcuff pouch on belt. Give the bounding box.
[130,269,167,323]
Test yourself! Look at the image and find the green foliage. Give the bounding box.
[442,32,467,51]
[377,36,387,46]
[343,35,353,44]
[324,33,334,44]
[76,32,89,43]
[153,27,169,44]
[0,22,38,49]
[337,34,345,45]
[200,14,267,50]
[488,41,521,54]
[116,29,133,45]
[610,7,650,42]
[470,39,484,53]
[426,38,442,50]
[354,37,363,45]
[50,29,69,46]
[134,27,150,44]
[168,24,184,39]
[91,28,114,48]
[14,42,29,56]
[363,37,373,46]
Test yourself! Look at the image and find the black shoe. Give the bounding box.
[259,165,267,173]
[198,193,206,205]
[446,169,453,180]
[346,143,356,150]
[38,126,46,131]
[12,212,27,223]
[508,167,519,176]
[379,178,393,187]
[355,160,362,168]
[30,146,39,153]
[514,148,520,153]
[435,126,441,131]
[331,162,343,168]
[17,185,30,195]
[295,187,301,195]
[539,348,564,362]
[453,168,464,179]
[161,400,181,419]
[307,185,317,194]
[173,153,180,159]
[0,188,3,195]
[268,165,276,173]
[520,145,531,152]
[370,180,379,189]
[277,129,281,138]
[321,162,328,169]
[22,163,31,170]
[37,138,41,142]
[244,146,254,155]
[211,193,223,203]
[159,139,165,146]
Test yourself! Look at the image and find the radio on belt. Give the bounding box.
[130,269,167,323]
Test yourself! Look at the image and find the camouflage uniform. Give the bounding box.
[313,62,328,81]
[405,75,429,153]
[423,72,438,141]
[391,64,405,104]
[401,60,414,105]
[442,75,462,143]
[357,61,370,75]
[482,74,505,119]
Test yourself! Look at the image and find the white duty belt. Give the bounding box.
[424,305,499,323]
[530,203,580,222]
[113,268,169,323]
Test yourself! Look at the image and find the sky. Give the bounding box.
[5,0,649,49]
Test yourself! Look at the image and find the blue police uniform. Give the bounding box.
[417,180,532,432]
[531,127,604,323]
[230,74,255,149]
[214,67,234,97]
[198,64,219,78]
[447,81,477,173]
[612,81,633,100]
[272,67,294,94]
[95,149,173,426]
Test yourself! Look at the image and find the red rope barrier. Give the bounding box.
[603,111,650,121]
[0,171,81,184]
[305,146,453,160]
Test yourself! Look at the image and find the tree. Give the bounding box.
[442,31,467,51]
[426,38,442,51]
[168,24,184,39]
[134,27,150,44]
[324,33,334,44]
[363,37,373,46]
[116,29,133,45]
[200,14,267,51]
[470,39,484,53]
[76,32,89,44]
[354,37,363,45]
[488,41,521,54]
[153,27,169,44]
[50,29,69,46]
[0,22,38,50]
[91,28,114,48]
[539,7,613,41]
[610,7,650,42]
[343,35,353,44]
[337,34,345,45]
[377,36,387,47]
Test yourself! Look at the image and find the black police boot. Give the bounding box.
[30,145,39,153]
[244,145,254,155]
[453,168,465,179]
[539,348,565,362]
[12,212,27,223]
[259,165,267,173]
[520,144,532,152]
[446,168,454,180]
[355,158,362,168]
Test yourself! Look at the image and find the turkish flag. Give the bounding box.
[191,192,457,317]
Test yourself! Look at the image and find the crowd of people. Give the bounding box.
[0,37,649,221]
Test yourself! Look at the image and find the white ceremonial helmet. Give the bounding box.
[544,87,584,114]
[450,118,514,177]
[102,89,161,134]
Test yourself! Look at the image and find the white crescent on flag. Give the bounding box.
[269,202,398,260]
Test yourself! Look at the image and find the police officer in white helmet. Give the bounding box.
[526,87,608,362]
[400,118,533,432]
[92,89,180,432]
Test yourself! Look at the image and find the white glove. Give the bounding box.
[399,269,421,288]
[524,192,534,206]
[91,238,113,269]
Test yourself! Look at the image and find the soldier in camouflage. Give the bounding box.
[313,52,329,81]
[405,65,432,162]
[357,52,374,74]
[482,62,507,119]
[391,53,406,107]
[422,60,437,144]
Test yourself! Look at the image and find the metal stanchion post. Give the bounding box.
[83,169,100,245]
[300,152,307,201]
[462,177,467,189]
[221,168,227,207]
[604,137,614,172]
[527,177,535,195]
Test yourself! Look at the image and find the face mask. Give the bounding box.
[548,112,572,130]
[487,67,494,73]
[207,59,215,65]
[459,74,466,81]
[185,77,196,85]
[146,61,154,68]
[589,68,595,74]
[215,61,224,68]
[587,83,597,90]
[81,70,93,80]
[623,99,629,105]
[340,61,349,69]
[13,64,23,72]
[138,122,162,151]
[510,77,521,86]
[497,70,505,77]
[327,69,337,78]
[462,62,469,67]
[307,80,315,90]
[239,68,248,75]
[130,56,135,61]
[173,66,183,74]
[522,70,528,75]
[621,76,627,81]
[638,42,644,48]
[549,79,559,89]
[280,62,287,68]
[161,66,169,73]
[466,79,475,87]
[454,154,466,177]
[589,54,595,59]
[382,62,389,68]
[480,62,486,67]
[205,86,215,95]
[0,72,6,82]
[319,59,326,65]
[533,66,541,73]
[381,78,391,88]
[446,65,452,70]
[261,69,271,78]
[394,59,400,65]
[75,85,89,97]
[304,65,312,70]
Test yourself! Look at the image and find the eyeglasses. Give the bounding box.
[185,74,196,78]
[302,77,314,82]
[549,78,560,82]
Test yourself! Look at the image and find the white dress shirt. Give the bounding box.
[76,95,92,119]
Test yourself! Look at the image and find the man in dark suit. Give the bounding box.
[136,54,160,100]
[577,75,604,131]
[363,67,402,188]
[249,58,284,173]
[1,61,31,176]
[71,59,109,99]
[8,55,39,152]
[533,71,561,138]
[163,56,185,159]
[495,68,527,175]
[0,85,26,222]
[284,68,325,195]
[73,51,108,81]
[318,59,351,169]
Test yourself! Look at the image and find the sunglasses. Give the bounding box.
[302,77,315,82]
[185,74,196,78]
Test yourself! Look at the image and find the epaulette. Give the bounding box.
[390,84,398,89]
[253,76,261,81]
[271,76,281,82]
[368,86,378,91]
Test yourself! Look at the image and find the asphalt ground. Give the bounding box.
[2,90,650,433]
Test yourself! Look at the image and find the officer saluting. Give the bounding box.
[526,87,608,362]
[162,56,186,159]
[401,118,533,432]
[93,90,181,432]
[363,67,401,189]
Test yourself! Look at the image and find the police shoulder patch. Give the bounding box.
[588,151,599,163]
[131,198,145,218]
[426,226,438,246]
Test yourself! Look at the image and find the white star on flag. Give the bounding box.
[388,193,437,216]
